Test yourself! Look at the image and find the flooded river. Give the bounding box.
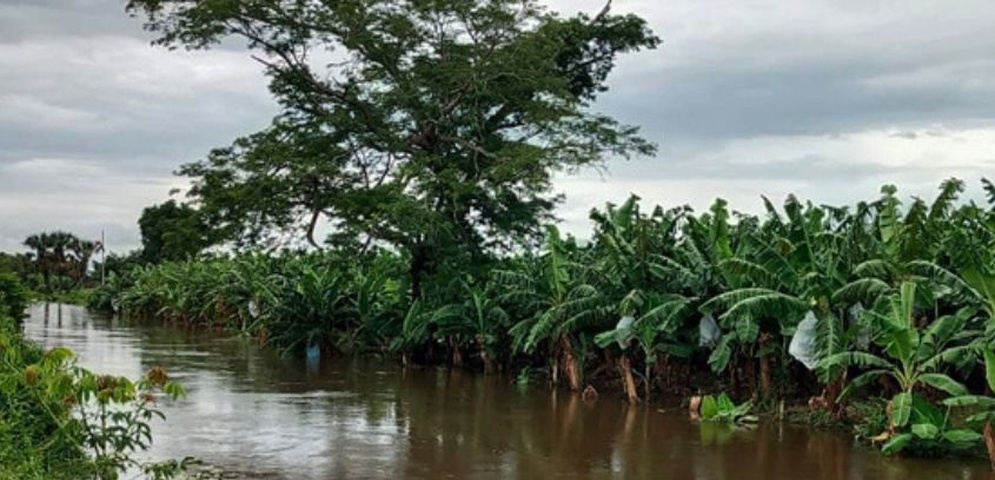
[22,303,994,479]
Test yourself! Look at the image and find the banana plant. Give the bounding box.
[594,293,695,402]
[702,195,845,401]
[833,181,964,310]
[262,261,358,356]
[944,347,995,469]
[431,280,509,373]
[820,282,982,453]
[388,301,432,367]
[590,195,693,402]
[496,226,609,391]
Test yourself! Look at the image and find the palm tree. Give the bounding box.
[23,233,51,293]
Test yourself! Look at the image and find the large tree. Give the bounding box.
[139,200,214,263]
[127,0,659,298]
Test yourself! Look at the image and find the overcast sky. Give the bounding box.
[2,0,995,253]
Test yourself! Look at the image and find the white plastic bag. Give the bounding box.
[698,315,721,348]
[615,316,635,349]
[848,303,870,350]
[788,311,818,370]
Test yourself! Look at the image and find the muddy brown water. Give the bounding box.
[23,304,994,480]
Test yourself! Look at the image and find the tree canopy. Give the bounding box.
[139,200,214,263]
[22,231,99,294]
[126,0,659,297]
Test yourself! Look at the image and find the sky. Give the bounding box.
[2,0,995,254]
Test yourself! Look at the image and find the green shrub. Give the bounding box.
[0,275,194,479]
[0,272,29,320]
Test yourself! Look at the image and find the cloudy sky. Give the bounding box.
[2,0,995,253]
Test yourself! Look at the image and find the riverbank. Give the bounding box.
[0,290,203,479]
[22,303,994,479]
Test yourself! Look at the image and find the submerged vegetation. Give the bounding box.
[1,0,992,471]
[87,179,995,463]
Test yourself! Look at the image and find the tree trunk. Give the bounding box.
[451,339,464,368]
[688,395,702,420]
[408,245,429,301]
[481,345,496,374]
[759,332,773,400]
[42,267,51,295]
[561,336,581,391]
[643,357,652,402]
[823,375,846,417]
[409,262,423,301]
[551,358,559,387]
[620,354,638,405]
[985,422,995,471]
[760,354,773,400]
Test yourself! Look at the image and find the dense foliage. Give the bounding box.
[126,0,659,301]
[0,268,202,478]
[105,0,995,464]
[94,179,995,459]
[138,200,215,263]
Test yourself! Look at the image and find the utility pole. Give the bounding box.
[101,229,106,286]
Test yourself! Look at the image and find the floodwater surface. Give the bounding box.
[23,304,995,480]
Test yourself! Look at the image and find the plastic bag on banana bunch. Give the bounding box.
[698,314,721,348]
[788,311,818,370]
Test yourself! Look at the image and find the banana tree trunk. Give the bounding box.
[480,345,496,375]
[760,354,773,399]
[561,335,581,392]
[402,350,412,368]
[759,332,773,400]
[985,422,995,471]
[644,361,652,402]
[620,354,638,405]
[823,375,846,417]
[451,338,464,368]
[551,358,559,387]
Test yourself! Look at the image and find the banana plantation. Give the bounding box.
[90,178,995,459]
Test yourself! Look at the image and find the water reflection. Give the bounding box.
[23,304,994,480]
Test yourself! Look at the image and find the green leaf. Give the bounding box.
[891,392,912,428]
[965,411,995,425]
[818,352,892,371]
[911,394,945,427]
[943,395,995,408]
[735,317,759,343]
[657,342,694,359]
[708,335,733,373]
[700,395,718,420]
[717,393,735,414]
[732,400,753,418]
[917,373,968,397]
[594,331,618,348]
[911,423,939,440]
[942,429,983,446]
[836,369,889,402]
[881,433,914,455]
[985,348,995,393]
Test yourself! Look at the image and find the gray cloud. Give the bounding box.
[3,0,995,251]
[591,0,995,141]
[0,1,142,42]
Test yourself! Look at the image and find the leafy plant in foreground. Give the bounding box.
[821,282,982,455]
[697,392,753,423]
